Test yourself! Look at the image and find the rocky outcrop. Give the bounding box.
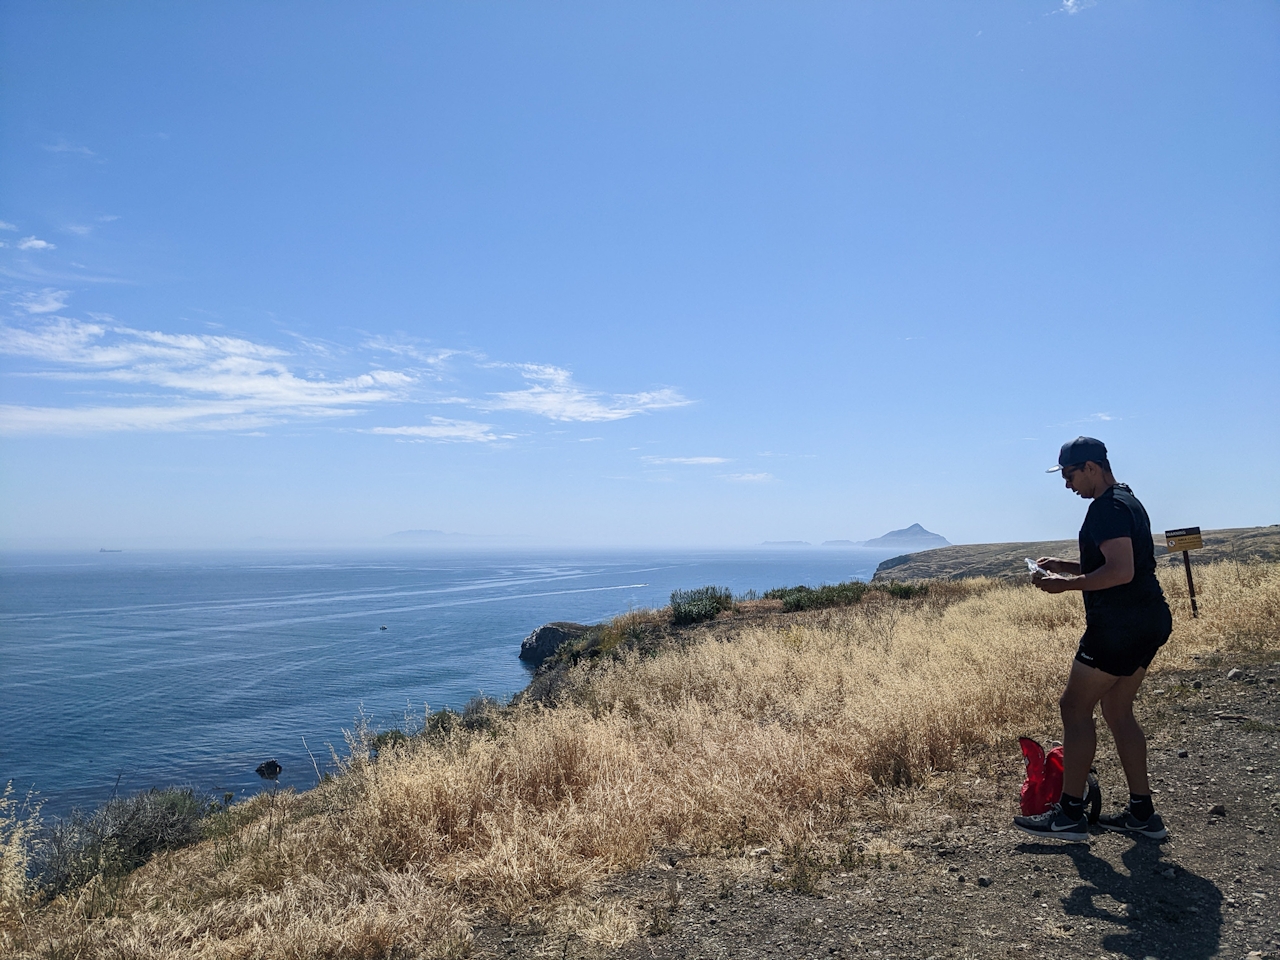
[518,622,591,665]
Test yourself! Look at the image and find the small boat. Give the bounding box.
[380,625,388,630]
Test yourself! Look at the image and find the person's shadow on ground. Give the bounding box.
[1017,837,1222,960]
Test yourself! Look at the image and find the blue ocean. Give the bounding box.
[0,548,897,818]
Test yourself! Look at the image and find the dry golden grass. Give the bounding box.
[5,560,1276,959]
[0,785,40,931]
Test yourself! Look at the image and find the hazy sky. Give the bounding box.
[1,1,1276,549]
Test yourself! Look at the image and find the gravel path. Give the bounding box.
[475,656,1279,960]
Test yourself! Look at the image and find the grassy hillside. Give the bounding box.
[3,561,1278,958]
[872,524,1280,582]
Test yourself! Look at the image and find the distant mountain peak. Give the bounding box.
[861,524,950,548]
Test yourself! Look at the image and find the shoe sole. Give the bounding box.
[1097,822,1168,840]
[1014,822,1089,843]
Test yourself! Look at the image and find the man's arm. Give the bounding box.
[1034,538,1134,594]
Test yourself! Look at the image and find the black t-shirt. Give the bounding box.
[1079,483,1165,616]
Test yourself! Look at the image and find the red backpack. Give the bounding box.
[1018,737,1101,821]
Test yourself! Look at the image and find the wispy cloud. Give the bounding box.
[0,402,301,434]
[370,418,505,443]
[722,472,775,483]
[18,237,56,251]
[1048,411,1121,430]
[361,335,464,366]
[0,221,16,231]
[643,455,729,465]
[0,318,413,435]
[0,313,694,440]
[65,225,93,236]
[490,364,691,422]
[43,141,99,159]
[16,289,71,315]
[1057,0,1097,13]
[0,260,130,285]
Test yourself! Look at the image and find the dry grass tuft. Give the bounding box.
[8,561,1277,957]
[0,784,40,933]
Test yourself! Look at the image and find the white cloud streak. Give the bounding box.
[370,418,505,443]
[17,289,71,314]
[490,364,691,422]
[0,221,16,231]
[0,402,302,434]
[0,318,413,435]
[722,472,775,483]
[1,317,693,439]
[43,141,98,158]
[361,336,464,366]
[18,237,55,251]
[643,456,729,465]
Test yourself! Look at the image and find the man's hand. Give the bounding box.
[1032,571,1076,593]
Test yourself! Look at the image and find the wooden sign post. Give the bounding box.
[1165,527,1204,617]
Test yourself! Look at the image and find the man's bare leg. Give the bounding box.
[1100,667,1151,796]
[1059,661,1123,798]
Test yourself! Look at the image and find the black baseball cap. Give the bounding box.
[1047,436,1108,473]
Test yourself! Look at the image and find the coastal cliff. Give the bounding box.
[9,559,1279,960]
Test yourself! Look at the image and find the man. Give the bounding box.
[1013,437,1173,842]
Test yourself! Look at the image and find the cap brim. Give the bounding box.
[1046,465,1063,473]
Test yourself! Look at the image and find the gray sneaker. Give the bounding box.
[1096,806,1168,839]
[1013,803,1090,842]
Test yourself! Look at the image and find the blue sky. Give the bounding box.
[1,1,1277,549]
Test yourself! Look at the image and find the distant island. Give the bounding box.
[819,524,951,550]
[861,523,950,549]
[384,529,506,544]
[386,529,451,540]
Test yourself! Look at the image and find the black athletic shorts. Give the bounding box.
[1075,601,1173,677]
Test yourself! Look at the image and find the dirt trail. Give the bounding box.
[475,657,1279,960]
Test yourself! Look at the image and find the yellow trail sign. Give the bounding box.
[1165,527,1204,552]
[1164,526,1202,617]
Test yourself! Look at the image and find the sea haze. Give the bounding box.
[0,548,899,817]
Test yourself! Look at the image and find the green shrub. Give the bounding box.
[670,586,734,625]
[461,694,503,732]
[761,580,928,612]
[879,581,928,600]
[764,581,870,612]
[369,728,410,754]
[36,787,211,896]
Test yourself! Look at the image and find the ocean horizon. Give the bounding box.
[1,546,904,818]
